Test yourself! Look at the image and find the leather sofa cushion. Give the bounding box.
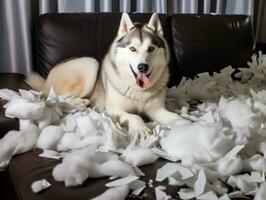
[8,150,178,200]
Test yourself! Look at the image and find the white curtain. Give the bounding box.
[1,0,32,75]
[0,0,264,76]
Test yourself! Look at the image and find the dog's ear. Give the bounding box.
[147,13,163,36]
[118,13,134,37]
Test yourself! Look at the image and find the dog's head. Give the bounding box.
[111,13,169,90]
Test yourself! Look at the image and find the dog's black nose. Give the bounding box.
[138,63,149,73]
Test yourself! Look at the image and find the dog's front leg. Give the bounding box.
[108,109,150,140]
[145,90,190,125]
[146,107,190,125]
[147,107,180,124]
[121,112,151,140]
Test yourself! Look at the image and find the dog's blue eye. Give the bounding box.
[148,46,155,52]
[129,47,136,52]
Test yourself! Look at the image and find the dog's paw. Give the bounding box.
[134,127,151,140]
[128,116,151,140]
[67,97,91,107]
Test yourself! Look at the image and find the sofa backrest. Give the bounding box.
[35,13,254,87]
[170,14,254,82]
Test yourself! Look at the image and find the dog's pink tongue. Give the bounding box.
[137,73,149,88]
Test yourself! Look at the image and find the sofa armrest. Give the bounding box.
[0,73,31,138]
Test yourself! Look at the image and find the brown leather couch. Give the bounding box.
[0,13,254,200]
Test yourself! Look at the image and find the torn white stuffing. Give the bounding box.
[53,148,135,187]
[121,145,158,166]
[37,125,64,150]
[5,99,45,120]
[160,123,233,163]
[0,124,39,169]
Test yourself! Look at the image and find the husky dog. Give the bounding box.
[28,13,186,139]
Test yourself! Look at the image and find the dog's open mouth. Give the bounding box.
[130,65,151,89]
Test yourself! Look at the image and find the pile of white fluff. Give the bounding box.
[1,53,266,199]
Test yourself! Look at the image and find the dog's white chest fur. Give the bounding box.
[105,79,149,113]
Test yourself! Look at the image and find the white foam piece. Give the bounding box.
[217,145,245,176]
[0,88,20,100]
[228,191,249,199]
[205,180,228,195]
[248,154,266,172]
[105,176,139,187]
[46,87,57,101]
[129,180,146,196]
[5,99,45,120]
[155,186,171,200]
[19,119,33,130]
[76,115,97,136]
[98,159,136,177]
[39,149,62,160]
[31,179,51,193]
[0,124,39,169]
[223,145,245,159]
[194,170,207,196]
[152,148,179,162]
[37,126,64,150]
[121,145,158,166]
[38,107,59,129]
[19,89,41,101]
[254,182,266,200]
[132,166,145,176]
[236,177,258,193]
[197,191,218,200]
[53,148,133,186]
[218,157,244,176]
[156,162,194,183]
[156,163,180,182]
[250,172,265,183]
[137,134,159,148]
[132,185,146,196]
[217,98,254,128]
[199,111,216,124]
[178,165,194,180]
[178,188,196,200]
